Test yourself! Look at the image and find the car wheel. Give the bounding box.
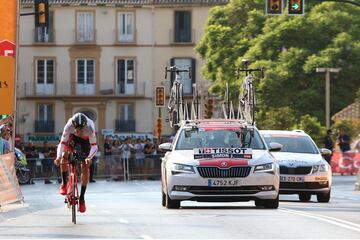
[162,190,166,207]
[166,192,180,209]
[254,199,264,207]
[317,190,331,203]
[299,193,311,202]
[263,195,279,209]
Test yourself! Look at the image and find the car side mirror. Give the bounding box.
[320,148,332,156]
[269,142,282,152]
[159,143,172,152]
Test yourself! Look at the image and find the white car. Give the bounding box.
[160,119,281,209]
[260,130,332,203]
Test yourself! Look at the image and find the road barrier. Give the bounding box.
[0,152,22,206]
[331,151,360,175]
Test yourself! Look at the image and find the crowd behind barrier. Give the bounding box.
[23,153,164,182]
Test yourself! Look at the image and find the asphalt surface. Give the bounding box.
[0,175,360,239]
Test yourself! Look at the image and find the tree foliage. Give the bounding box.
[293,115,326,146]
[197,0,360,127]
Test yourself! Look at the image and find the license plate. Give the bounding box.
[208,179,241,187]
[280,176,304,182]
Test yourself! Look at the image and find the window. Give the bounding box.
[36,103,54,133]
[174,11,191,43]
[119,104,134,121]
[77,11,94,42]
[36,59,54,95]
[35,11,54,43]
[170,58,196,95]
[76,59,95,95]
[117,59,135,94]
[38,104,53,121]
[118,12,134,42]
[116,103,135,132]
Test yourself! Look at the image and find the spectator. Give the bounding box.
[104,135,113,179]
[90,147,99,183]
[120,137,133,180]
[322,129,334,164]
[337,128,351,153]
[354,133,360,153]
[24,141,38,184]
[0,124,11,154]
[133,138,145,178]
[39,141,54,184]
[112,139,123,181]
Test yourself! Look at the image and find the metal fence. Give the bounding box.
[25,153,164,183]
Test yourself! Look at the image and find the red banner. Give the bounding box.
[0,152,22,205]
[331,151,360,174]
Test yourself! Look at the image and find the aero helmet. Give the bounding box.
[72,113,87,129]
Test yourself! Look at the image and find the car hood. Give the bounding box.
[270,152,326,167]
[168,149,274,167]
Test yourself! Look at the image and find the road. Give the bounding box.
[0,175,360,239]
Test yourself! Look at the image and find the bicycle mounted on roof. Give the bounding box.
[237,59,264,125]
[165,66,191,128]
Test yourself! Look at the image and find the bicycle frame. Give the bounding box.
[65,152,80,224]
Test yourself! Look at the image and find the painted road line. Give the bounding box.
[140,235,154,240]
[117,218,129,224]
[101,210,111,214]
[280,208,360,233]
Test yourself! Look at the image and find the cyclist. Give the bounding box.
[54,113,98,213]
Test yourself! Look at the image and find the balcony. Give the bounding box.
[34,29,55,44]
[75,29,97,44]
[35,120,55,133]
[23,81,147,98]
[115,120,136,132]
[169,29,196,44]
[115,29,138,44]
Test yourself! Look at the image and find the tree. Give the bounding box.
[197,1,360,127]
[293,115,326,146]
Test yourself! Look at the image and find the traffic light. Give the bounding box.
[35,0,49,28]
[156,118,162,137]
[266,0,283,15]
[155,86,165,107]
[288,0,304,15]
[204,99,214,119]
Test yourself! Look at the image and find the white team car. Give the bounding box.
[160,119,281,209]
[260,130,332,203]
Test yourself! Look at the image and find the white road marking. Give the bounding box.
[280,208,360,233]
[117,218,129,224]
[101,210,110,214]
[140,235,154,240]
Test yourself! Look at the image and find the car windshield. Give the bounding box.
[176,128,266,150]
[262,135,319,154]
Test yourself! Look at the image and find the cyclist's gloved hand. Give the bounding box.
[85,158,92,166]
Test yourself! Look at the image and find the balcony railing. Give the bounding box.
[23,81,147,98]
[75,29,97,44]
[35,120,55,133]
[169,29,195,44]
[115,120,136,132]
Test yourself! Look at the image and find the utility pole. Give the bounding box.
[316,67,341,130]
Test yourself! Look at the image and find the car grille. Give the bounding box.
[187,186,261,195]
[280,166,312,175]
[280,182,329,189]
[197,166,251,178]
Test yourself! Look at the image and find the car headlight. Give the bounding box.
[312,164,329,174]
[171,163,195,175]
[254,163,275,174]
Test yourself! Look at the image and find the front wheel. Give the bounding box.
[16,169,31,185]
[299,193,311,202]
[165,192,180,209]
[71,177,77,224]
[317,191,331,203]
[263,195,279,209]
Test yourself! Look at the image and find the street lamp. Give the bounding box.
[316,67,341,130]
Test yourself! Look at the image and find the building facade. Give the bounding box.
[17,0,227,145]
